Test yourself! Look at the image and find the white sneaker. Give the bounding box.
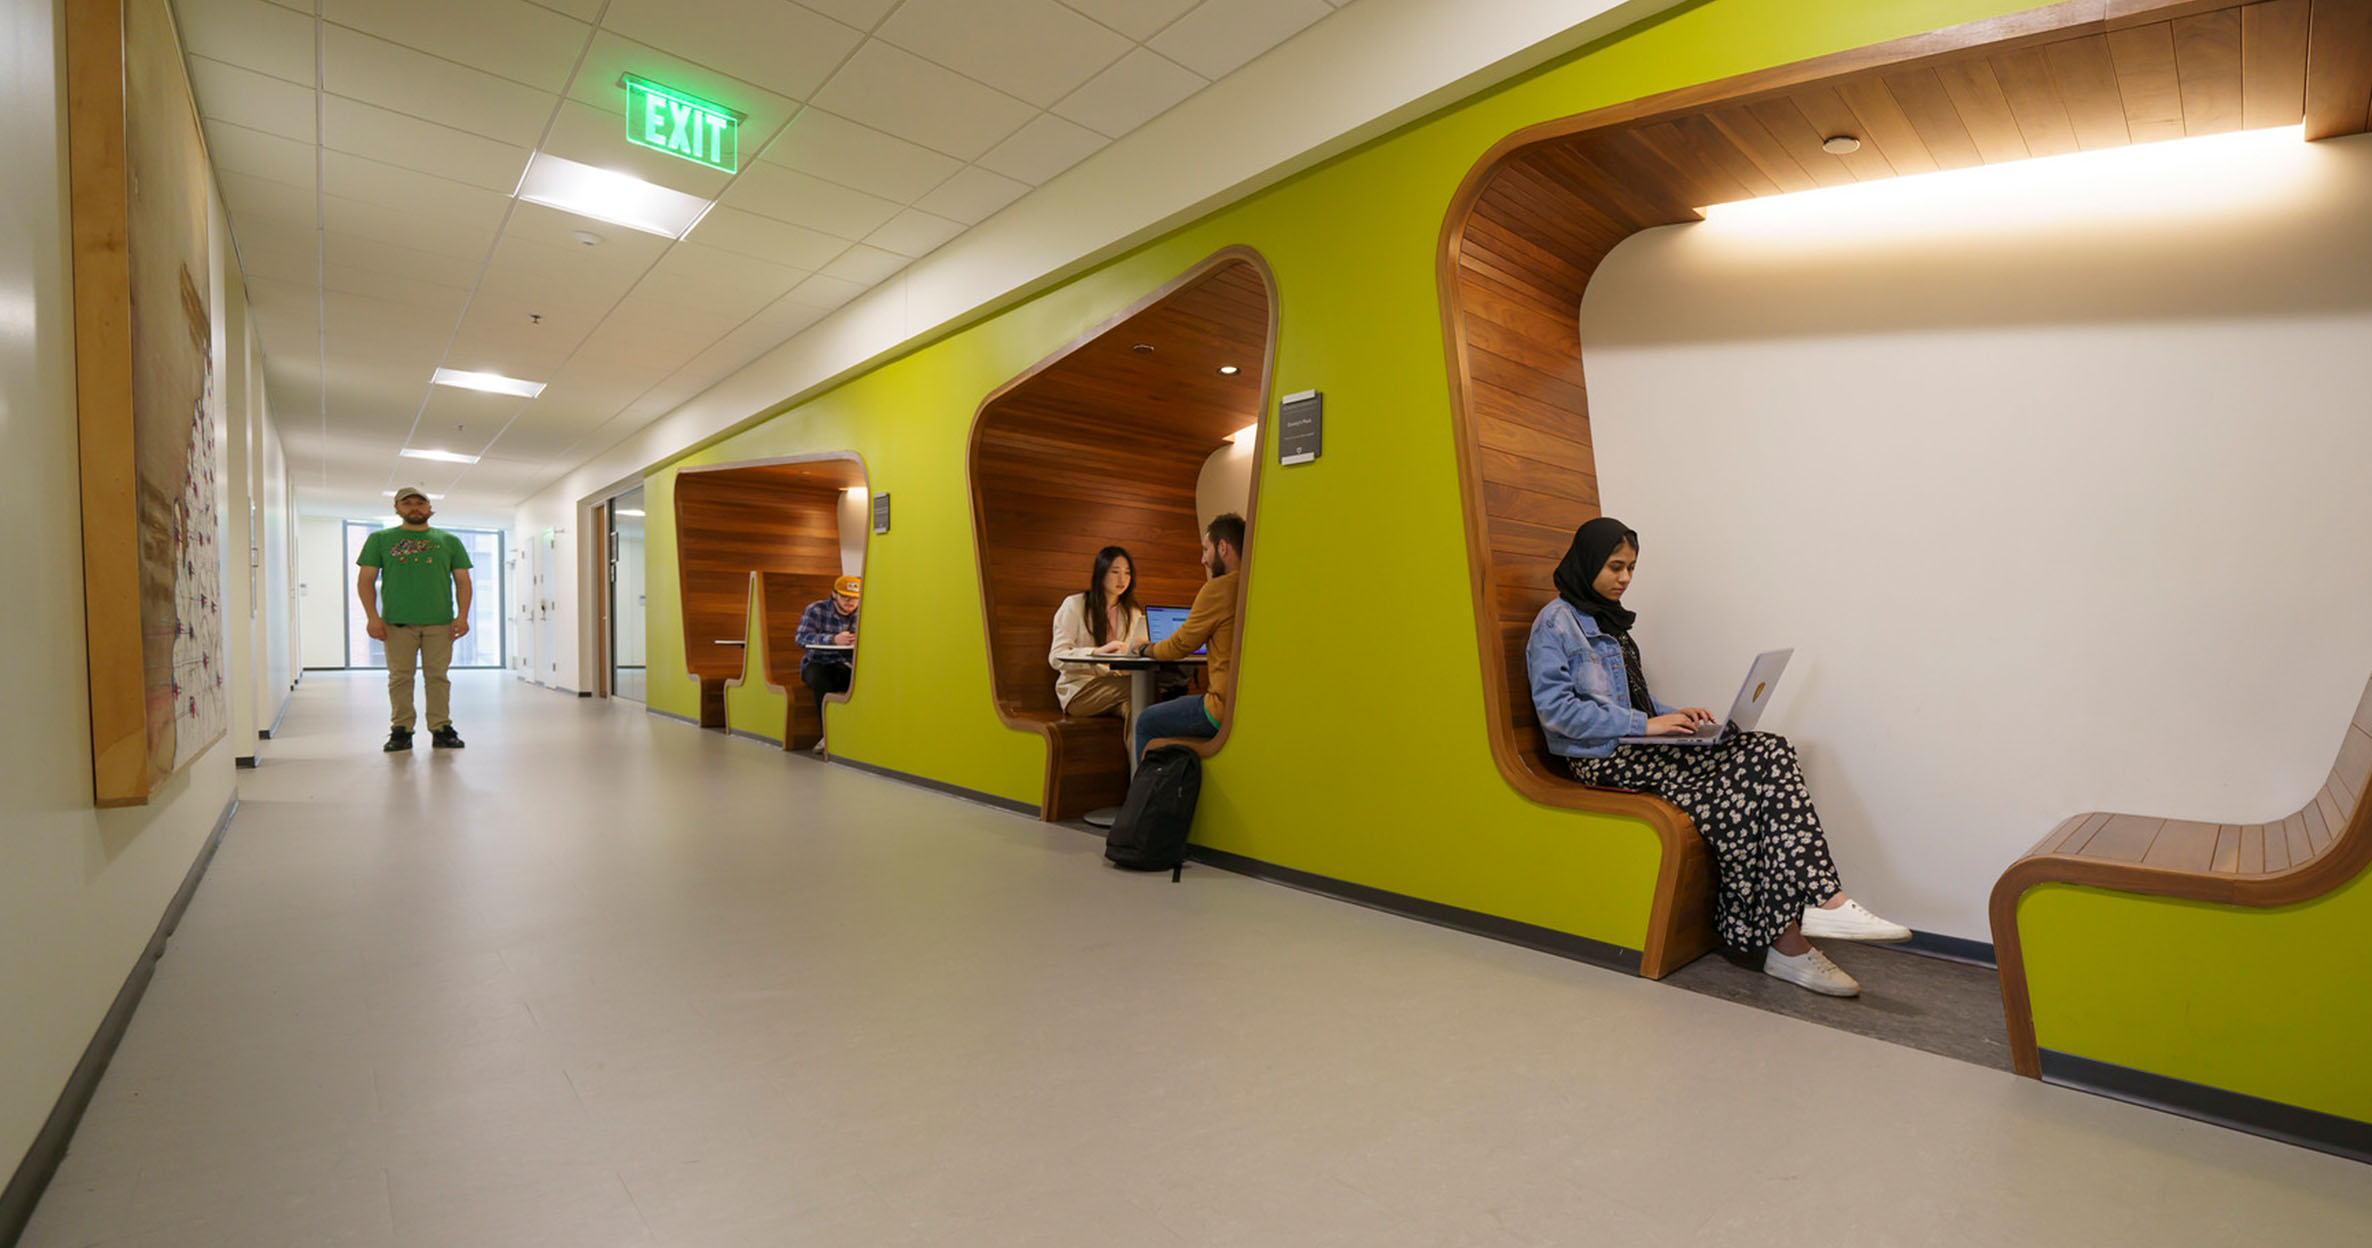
[1799,898,1912,943]
[810,739,828,757]
[1763,945,1860,997]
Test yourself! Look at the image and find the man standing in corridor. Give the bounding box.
[357,487,473,752]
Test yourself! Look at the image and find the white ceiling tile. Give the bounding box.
[227,223,321,287]
[186,55,318,143]
[600,0,862,103]
[217,170,319,230]
[174,0,317,87]
[539,99,734,200]
[320,192,501,262]
[320,151,514,234]
[448,296,602,372]
[637,243,808,315]
[976,113,1107,185]
[877,0,1130,109]
[321,25,559,149]
[718,163,901,241]
[809,41,1035,162]
[783,272,867,312]
[321,95,533,193]
[319,264,474,316]
[1051,47,1206,137]
[817,244,907,285]
[684,205,852,270]
[910,165,1029,224]
[202,118,317,191]
[322,0,591,92]
[749,292,829,336]
[1053,0,1200,41]
[418,385,535,436]
[864,208,965,258]
[1148,0,1330,79]
[564,31,800,154]
[757,109,962,203]
[324,231,483,290]
[525,0,606,19]
[790,0,901,28]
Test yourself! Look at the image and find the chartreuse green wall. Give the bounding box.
[636,0,2110,959]
[2018,874,2372,1122]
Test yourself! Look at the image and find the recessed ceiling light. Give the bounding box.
[399,448,480,464]
[384,489,446,499]
[1216,365,1240,375]
[1228,425,1258,444]
[616,509,646,517]
[516,153,713,239]
[1821,135,1862,155]
[433,368,546,398]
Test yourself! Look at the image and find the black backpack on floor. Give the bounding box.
[1104,745,1201,880]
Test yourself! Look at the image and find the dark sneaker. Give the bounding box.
[430,725,465,750]
[384,728,413,753]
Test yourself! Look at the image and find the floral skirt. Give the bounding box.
[1568,731,1843,952]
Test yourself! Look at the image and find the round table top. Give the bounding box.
[1052,651,1205,668]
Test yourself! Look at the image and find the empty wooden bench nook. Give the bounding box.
[970,249,1274,819]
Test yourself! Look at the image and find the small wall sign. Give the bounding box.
[1278,390,1322,465]
[871,492,891,534]
[623,75,740,174]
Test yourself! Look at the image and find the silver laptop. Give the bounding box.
[1618,649,1793,747]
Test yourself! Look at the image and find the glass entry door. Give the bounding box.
[344,521,505,668]
[610,488,647,702]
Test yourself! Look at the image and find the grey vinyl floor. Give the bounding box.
[21,671,2372,1247]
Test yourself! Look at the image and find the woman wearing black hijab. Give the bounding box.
[1525,517,1909,997]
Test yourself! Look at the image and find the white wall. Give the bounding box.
[256,385,295,724]
[297,514,347,668]
[1,0,239,1177]
[1196,438,1256,530]
[1581,128,2372,940]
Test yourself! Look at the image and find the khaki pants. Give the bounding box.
[384,624,454,731]
[1062,675,1133,740]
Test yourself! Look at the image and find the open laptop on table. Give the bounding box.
[1617,648,1792,747]
[1143,605,1206,656]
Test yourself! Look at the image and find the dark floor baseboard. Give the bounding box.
[0,795,239,1247]
[1899,929,1995,969]
[576,690,592,698]
[233,755,257,769]
[644,706,700,727]
[728,728,785,748]
[260,692,292,740]
[823,754,1040,817]
[2040,1050,2372,1165]
[1185,845,1643,976]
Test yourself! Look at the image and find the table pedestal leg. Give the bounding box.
[1085,668,1157,830]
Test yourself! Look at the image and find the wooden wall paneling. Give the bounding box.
[1833,77,1945,174]
[2242,0,2312,127]
[2174,7,2249,131]
[1703,105,1825,192]
[1743,97,1864,186]
[2109,21,2195,139]
[969,250,1275,818]
[1936,58,2039,161]
[2303,0,2372,138]
[1989,45,2088,155]
[1788,85,1911,178]
[1881,68,1992,168]
[2046,35,2142,147]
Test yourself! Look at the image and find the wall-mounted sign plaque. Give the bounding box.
[1278,390,1322,465]
[872,492,890,535]
[623,75,739,173]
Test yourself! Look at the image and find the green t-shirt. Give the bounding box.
[357,526,472,625]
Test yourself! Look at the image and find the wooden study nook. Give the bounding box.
[1437,0,2372,978]
[673,454,869,750]
[969,249,1277,820]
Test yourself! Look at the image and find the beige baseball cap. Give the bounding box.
[392,486,430,504]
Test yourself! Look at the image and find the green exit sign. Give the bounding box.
[623,75,738,173]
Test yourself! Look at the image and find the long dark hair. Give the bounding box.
[1083,545,1141,645]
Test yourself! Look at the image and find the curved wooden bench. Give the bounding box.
[675,455,867,734]
[1992,675,2372,1078]
[969,248,1274,818]
[1437,0,2372,976]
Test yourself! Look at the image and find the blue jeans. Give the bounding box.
[1134,693,1218,759]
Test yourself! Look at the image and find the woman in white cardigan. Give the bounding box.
[1049,545,1148,724]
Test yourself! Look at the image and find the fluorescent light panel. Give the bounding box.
[400,448,480,464]
[616,509,646,517]
[385,490,445,499]
[515,153,713,239]
[433,368,545,398]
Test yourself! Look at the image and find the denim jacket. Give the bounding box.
[1526,597,1675,759]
